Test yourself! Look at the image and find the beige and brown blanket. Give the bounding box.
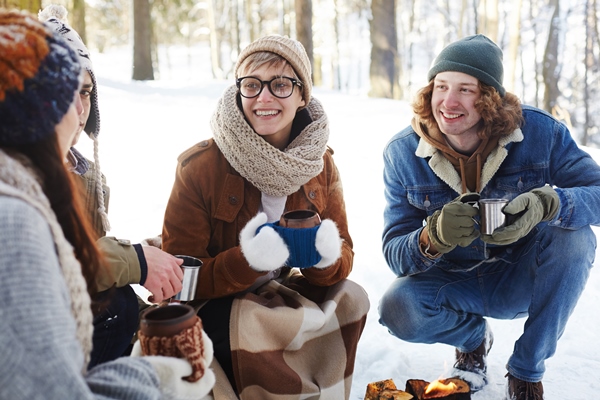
[228,273,369,399]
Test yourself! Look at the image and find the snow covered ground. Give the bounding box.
[80,45,600,399]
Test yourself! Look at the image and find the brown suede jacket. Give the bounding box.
[162,138,354,300]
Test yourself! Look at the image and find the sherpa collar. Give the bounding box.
[415,128,524,194]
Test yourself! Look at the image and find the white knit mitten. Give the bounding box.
[313,219,342,269]
[240,212,289,272]
[144,356,215,400]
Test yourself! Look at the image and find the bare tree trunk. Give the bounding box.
[71,0,87,44]
[245,0,257,43]
[230,0,240,57]
[295,0,313,83]
[236,0,246,55]
[582,0,596,145]
[406,0,417,93]
[478,0,499,41]
[594,0,600,52]
[529,0,540,108]
[279,0,291,36]
[0,0,41,13]
[332,0,341,90]
[132,0,154,80]
[207,0,224,79]
[505,0,522,93]
[473,0,479,34]
[488,0,499,41]
[458,0,468,37]
[542,0,560,113]
[444,0,452,43]
[397,0,414,96]
[369,0,400,99]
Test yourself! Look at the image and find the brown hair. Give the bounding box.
[412,80,523,139]
[10,135,105,296]
[236,52,300,82]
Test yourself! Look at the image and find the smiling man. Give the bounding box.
[378,35,600,400]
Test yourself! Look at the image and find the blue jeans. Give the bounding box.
[378,224,595,382]
[89,285,140,369]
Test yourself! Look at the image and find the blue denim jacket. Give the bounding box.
[383,105,600,276]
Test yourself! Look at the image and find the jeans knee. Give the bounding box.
[378,281,425,342]
[541,225,596,267]
[534,227,595,295]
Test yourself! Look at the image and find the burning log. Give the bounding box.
[405,378,470,400]
[364,379,414,400]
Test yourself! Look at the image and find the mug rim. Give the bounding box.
[140,304,197,338]
[479,198,509,204]
[174,255,203,267]
[141,304,195,325]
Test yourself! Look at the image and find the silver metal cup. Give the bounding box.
[173,255,201,301]
[479,199,509,234]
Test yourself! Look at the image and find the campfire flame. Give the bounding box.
[424,379,458,397]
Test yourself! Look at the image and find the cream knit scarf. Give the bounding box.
[211,85,329,197]
[0,149,93,370]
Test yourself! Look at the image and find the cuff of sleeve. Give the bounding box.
[134,244,148,285]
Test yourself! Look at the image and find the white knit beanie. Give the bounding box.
[39,4,101,138]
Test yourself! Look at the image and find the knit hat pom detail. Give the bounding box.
[38,4,68,22]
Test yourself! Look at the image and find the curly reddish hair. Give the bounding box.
[412,80,523,139]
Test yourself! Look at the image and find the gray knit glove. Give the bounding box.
[482,186,559,245]
[426,194,480,254]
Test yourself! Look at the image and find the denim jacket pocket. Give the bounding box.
[485,169,545,199]
[407,187,457,214]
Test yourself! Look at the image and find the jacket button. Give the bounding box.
[308,191,316,199]
[200,140,208,147]
[229,196,238,205]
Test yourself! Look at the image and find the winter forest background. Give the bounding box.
[2,0,600,399]
[4,0,600,146]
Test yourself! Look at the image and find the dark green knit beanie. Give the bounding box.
[427,34,505,97]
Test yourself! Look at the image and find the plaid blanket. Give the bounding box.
[229,273,369,399]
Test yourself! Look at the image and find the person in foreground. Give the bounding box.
[378,34,600,400]
[0,10,213,399]
[162,35,370,399]
[38,4,185,368]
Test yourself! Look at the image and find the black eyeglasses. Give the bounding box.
[236,76,302,99]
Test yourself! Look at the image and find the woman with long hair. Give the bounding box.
[0,10,213,399]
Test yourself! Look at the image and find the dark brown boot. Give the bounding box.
[506,373,544,400]
[451,322,493,392]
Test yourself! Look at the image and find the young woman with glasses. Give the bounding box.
[161,35,369,399]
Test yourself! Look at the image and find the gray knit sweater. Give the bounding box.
[0,195,163,399]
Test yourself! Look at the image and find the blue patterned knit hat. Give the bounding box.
[0,10,82,146]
